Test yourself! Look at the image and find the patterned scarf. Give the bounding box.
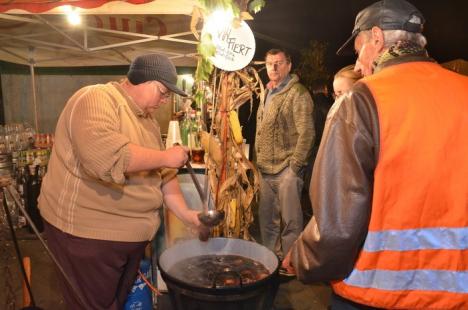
[373,40,429,73]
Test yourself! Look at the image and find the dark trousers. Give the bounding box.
[43,220,148,310]
[331,293,383,310]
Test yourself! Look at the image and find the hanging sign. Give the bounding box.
[203,19,256,71]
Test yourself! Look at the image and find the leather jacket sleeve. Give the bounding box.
[290,82,381,282]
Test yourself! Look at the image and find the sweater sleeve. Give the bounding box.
[68,86,131,184]
[290,85,315,172]
[161,168,178,185]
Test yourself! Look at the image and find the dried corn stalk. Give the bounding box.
[201,66,264,240]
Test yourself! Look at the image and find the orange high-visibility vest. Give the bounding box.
[332,62,468,309]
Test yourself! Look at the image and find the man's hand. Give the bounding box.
[281,250,297,275]
[185,210,210,241]
[127,143,188,172]
[164,145,189,168]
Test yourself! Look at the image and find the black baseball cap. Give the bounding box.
[336,0,425,55]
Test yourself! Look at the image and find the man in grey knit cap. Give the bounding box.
[39,53,205,309]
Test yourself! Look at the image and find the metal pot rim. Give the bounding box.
[158,237,280,292]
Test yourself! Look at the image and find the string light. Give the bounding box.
[62,5,82,26]
[203,9,234,34]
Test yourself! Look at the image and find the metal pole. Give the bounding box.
[28,47,39,133]
[1,190,37,307]
[5,185,88,308]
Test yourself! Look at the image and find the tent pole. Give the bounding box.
[28,47,39,132]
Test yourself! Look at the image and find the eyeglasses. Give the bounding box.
[156,84,171,100]
[265,61,287,68]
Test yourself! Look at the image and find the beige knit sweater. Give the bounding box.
[38,82,176,242]
[255,74,315,174]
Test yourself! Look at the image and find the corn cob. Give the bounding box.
[228,199,237,229]
[229,110,243,144]
[200,131,223,166]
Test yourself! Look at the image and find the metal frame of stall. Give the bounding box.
[0,9,198,132]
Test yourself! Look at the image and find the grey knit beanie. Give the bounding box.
[127,53,187,96]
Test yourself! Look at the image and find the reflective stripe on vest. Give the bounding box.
[344,269,468,293]
[332,62,468,310]
[363,227,468,252]
[344,227,468,294]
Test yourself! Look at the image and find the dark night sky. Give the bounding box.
[247,0,468,74]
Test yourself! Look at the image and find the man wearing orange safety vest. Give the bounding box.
[282,0,468,309]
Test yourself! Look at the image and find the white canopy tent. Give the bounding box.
[0,0,200,67]
[0,0,201,131]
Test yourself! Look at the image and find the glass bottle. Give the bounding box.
[190,111,205,164]
[26,165,43,233]
[187,110,197,149]
[180,109,191,146]
[16,167,27,228]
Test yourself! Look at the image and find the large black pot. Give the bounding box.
[158,238,280,310]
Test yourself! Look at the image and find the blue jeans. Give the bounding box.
[258,166,304,259]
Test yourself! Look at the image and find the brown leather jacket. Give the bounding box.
[290,55,436,282]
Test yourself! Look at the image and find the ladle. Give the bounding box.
[185,160,224,227]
